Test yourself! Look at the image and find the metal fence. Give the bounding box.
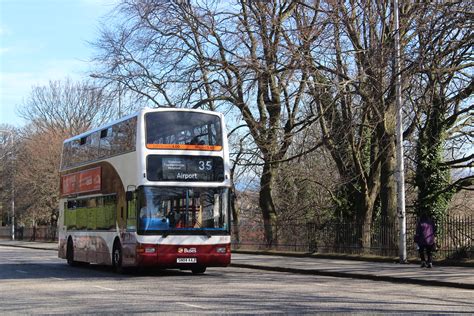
[232,215,473,260]
[0,226,57,241]
[1,215,471,260]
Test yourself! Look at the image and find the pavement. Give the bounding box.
[1,240,473,290]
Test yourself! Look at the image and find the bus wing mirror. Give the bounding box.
[126,191,134,201]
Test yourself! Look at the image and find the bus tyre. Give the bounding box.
[192,267,206,274]
[112,241,124,274]
[66,239,78,267]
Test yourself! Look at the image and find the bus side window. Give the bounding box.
[99,127,113,158]
[70,139,81,166]
[126,192,137,230]
[65,201,77,230]
[61,142,73,170]
[102,195,117,229]
[89,131,100,160]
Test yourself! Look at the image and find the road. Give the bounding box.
[0,246,472,314]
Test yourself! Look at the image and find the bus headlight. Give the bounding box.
[216,247,227,253]
[137,244,156,254]
[145,247,156,253]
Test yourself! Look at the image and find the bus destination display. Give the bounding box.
[147,155,225,182]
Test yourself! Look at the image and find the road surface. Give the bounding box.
[0,246,472,314]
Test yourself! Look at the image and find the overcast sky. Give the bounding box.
[0,0,117,127]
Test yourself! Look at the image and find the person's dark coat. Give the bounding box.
[414,216,436,246]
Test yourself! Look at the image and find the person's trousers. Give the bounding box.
[419,244,435,263]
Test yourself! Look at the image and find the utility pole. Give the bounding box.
[11,169,15,241]
[394,0,406,263]
[0,130,15,241]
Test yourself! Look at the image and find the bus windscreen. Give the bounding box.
[137,187,229,235]
[145,112,222,151]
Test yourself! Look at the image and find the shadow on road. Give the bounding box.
[0,262,215,280]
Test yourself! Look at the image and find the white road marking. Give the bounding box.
[16,270,28,274]
[50,277,65,281]
[94,285,116,291]
[177,302,206,309]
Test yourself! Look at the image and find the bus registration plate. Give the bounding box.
[177,258,197,263]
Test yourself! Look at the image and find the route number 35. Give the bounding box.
[198,160,212,171]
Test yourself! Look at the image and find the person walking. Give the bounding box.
[414,214,437,268]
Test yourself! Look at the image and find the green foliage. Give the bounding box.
[334,183,360,221]
[360,127,373,176]
[415,131,454,223]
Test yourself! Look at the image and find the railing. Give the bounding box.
[1,215,471,260]
[0,226,57,241]
[232,215,473,260]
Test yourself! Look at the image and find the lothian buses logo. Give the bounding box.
[178,247,197,254]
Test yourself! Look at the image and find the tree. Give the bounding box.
[92,0,473,251]
[408,2,473,221]
[299,0,411,249]
[307,1,473,250]
[18,78,115,136]
[14,128,65,228]
[93,0,325,245]
[0,126,17,228]
[14,79,115,228]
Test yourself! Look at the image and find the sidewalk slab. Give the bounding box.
[231,253,474,290]
[0,240,57,251]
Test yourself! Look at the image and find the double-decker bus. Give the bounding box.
[58,108,231,274]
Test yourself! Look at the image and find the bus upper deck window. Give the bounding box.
[145,111,223,151]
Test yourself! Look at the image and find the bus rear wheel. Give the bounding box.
[192,267,206,274]
[66,239,78,267]
[112,241,124,273]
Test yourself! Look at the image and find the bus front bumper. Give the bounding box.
[135,243,231,268]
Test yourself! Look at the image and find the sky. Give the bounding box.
[0,0,118,127]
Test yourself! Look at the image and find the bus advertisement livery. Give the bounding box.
[58,108,232,274]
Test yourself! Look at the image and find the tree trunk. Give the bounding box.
[360,192,375,253]
[230,189,240,247]
[259,162,277,247]
[380,130,398,253]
